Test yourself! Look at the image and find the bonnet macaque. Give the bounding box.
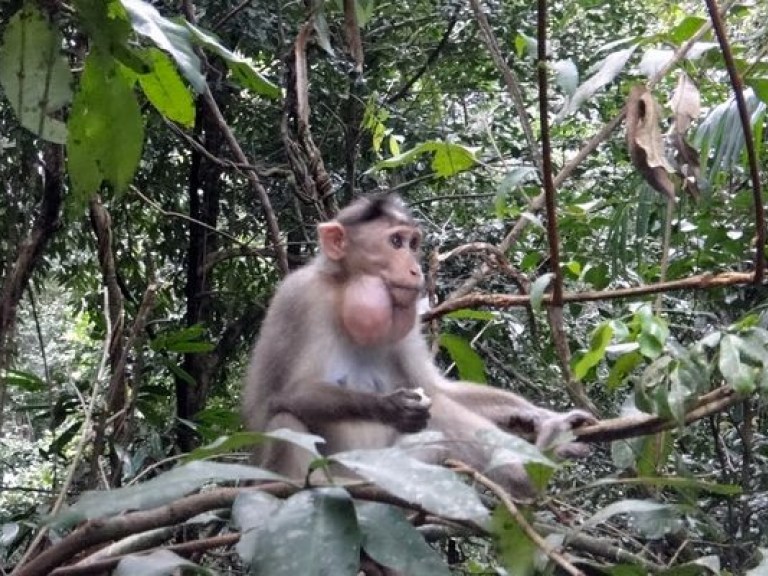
[243,194,596,496]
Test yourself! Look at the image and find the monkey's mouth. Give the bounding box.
[387,282,424,308]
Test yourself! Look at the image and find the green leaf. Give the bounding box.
[638,308,669,359]
[445,309,495,321]
[137,48,195,126]
[585,499,682,538]
[530,272,553,312]
[556,45,637,121]
[332,447,489,523]
[186,429,324,462]
[232,491,282,533]
[238,487,361,575]
[719,334,756,394]
[119,0,205,92]
[67,51,144,202]
[492,505,537,576]
[54,461,286,528]
[668,16,707,45]
[356,503,450,576]
[2,369,46,392]
[115,550,212,576]
[439,334,486,383]
[607,351,642,391]
[749,78,768,104]
[185,22,280,98]
[373,140,478,177]
[0,6,72,143]
[573,322,614,380]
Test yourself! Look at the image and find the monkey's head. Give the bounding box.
[317,195,425,347]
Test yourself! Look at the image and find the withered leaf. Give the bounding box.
[668,72,701,133]
[626,84,676,201]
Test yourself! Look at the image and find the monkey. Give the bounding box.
[242,194,597,497]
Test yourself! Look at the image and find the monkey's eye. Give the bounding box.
[389,233,404,249]
[409,236,420,251]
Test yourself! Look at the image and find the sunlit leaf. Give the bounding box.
[373,141,479,177]
[333,447,489,522]
[0,6,72,143]
[137,48,195,126]
[67,51,144,202]
[119,0,204,92]
[185,22,280,98]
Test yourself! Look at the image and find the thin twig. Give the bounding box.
[15,288,113,569]
[428,270,759,320]
[447,459,585,576]
[703,0,765,281]
[467,0,543,174]
[130,186,251,248]
[450,8,728,299]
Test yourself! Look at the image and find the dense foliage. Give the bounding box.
[1,0,767,574]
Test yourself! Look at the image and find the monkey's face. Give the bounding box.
[350,221,425,309]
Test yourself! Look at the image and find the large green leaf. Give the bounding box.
[185,23,280,99]
[374,140,478,177]
[492,505,537,576]
[119,0,204,92]
[67,51,144,202]
[0,6,72,143]
[137,48,195,126]
[573,321,614,380]
[555,45,637,121]
[439,333,486,383]
[333,447,489,523]
[719,334,756,394]
[186,428,324,462]
[356,502,450,575]
[238,487,361,576]
[54,461,285,528]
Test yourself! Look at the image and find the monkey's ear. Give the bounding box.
[318,222,347,260]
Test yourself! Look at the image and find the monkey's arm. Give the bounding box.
[270,383,429,433]
[433,380,596,452]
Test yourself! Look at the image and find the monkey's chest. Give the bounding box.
[324,350,399,393]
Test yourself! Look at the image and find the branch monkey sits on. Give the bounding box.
[242,194,596,497]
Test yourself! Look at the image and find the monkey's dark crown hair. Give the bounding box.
[335,193,414,226]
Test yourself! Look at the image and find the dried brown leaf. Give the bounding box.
[626,84,676,201]
[668,73,701,133]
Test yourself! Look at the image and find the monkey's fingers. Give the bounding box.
[396,406,431,433]
[553,441,592,459]
[564,409,598,428]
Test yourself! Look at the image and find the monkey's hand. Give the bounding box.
[383,388,431,433]
[535,409,597,459]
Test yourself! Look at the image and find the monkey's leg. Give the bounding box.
[259,412,315,479]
